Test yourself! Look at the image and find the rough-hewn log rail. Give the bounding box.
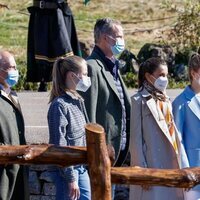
[0,144,114,167]
[0,144,87,167]
[111,167,200,189]
[0,123,200,200]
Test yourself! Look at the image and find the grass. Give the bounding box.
[0,0,185,89]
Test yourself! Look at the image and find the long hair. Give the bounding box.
[49,55,87,103]
[188,53,200,81]
[138,57,166,89]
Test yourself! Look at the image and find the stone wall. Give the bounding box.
[29,165,56,200]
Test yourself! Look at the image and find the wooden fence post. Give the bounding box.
[85,123,112,200]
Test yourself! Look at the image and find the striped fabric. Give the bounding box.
[158,100,178,154]
[113,76,127,151]
[47,92,87,182]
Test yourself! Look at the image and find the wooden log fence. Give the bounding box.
[0,123,200,200]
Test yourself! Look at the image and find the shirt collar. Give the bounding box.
[65,90,83,101]
[94,45,119,78]
[0,84,11,95]
[184,85,196,100]
[139,87,170,101]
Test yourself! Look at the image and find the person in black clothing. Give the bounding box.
[27,0,81,91]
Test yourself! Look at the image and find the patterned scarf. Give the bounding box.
[158,100,178,154]
[143,80,166,101]
[143,81,178,154]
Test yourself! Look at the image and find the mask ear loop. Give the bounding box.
[0,68,8,73]
[105,35,116,47]
[107,35,116,42]
[0,68,9,82]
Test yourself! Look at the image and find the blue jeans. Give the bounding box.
[112,184,115,200]
[51,166,91,200]
[74,166,91,200]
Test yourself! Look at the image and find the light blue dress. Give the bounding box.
[173,86,200,200]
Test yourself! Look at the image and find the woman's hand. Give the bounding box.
[68,181,80,200]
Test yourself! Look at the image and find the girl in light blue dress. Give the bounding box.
[173,53,200,200]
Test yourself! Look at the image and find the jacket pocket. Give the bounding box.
[66,129,86,146]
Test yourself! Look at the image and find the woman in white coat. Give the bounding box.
[129,57,189,200]
[173,53,200,200]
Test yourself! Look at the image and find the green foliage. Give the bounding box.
[163,0,200,56]
[0,0,192,90]
[13,62,38,91]
[168,77,189,89]
[122,73,138,88]
[122,71,189,89]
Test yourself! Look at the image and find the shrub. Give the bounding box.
[163,0,200,59]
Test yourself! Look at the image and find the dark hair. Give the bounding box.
[138,57,166,88]
[188,53,200,81]
[94,18,121,44]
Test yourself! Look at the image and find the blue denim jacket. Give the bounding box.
[48,91,88,182]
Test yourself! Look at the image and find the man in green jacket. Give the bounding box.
[0,51,29,200]
[81,18,131,167]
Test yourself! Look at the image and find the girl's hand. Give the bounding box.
[68,181,80,200]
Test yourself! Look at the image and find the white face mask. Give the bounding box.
[152,76,168,92]
[73,73,91,92]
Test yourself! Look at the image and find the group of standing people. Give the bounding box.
[47,17,200,200]
[129,53,200,200]
[0,17,200,200]
[47,18,131,200]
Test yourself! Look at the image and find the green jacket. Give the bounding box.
[81,50,131,166]
[0,90,29,200]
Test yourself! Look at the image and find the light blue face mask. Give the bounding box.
[109,36,125,55]
[6,69,19,87]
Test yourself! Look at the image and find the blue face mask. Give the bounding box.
[110,37,125,55]
[6,69,19,87]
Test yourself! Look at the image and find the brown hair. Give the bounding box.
[138,57,166,89]
[94,18,122,44]
[188,53,200,81]
[49,55,87,103]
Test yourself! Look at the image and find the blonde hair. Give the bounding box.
[188,53,200,81]
[49,55,87,103]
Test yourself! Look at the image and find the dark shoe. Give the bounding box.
[38,81,47,92]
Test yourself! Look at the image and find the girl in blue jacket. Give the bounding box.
[48,55,91,200]
[173,53,200,200]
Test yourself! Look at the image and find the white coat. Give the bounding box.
[129,88,189,200]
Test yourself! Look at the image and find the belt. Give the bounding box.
[33,1,58,9]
